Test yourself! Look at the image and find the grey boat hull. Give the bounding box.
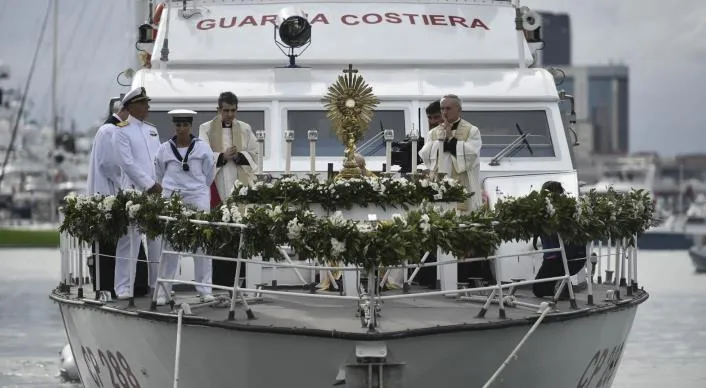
[55,292,645,388]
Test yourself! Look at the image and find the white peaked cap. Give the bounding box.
[121,86,150,106]
[168,109,198,118]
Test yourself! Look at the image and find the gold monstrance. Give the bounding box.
[322,64,380,179]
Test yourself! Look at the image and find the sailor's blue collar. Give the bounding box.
[169,134,197,146]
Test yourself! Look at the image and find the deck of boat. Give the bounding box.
[52,280,647,337]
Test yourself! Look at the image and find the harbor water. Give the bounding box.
[0,248,704,387]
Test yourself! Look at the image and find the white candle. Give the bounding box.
[255,130,265,173]
[410,126,419,175]
[284,130,294,174]
[384,129,395,173]
[307,129,318,174]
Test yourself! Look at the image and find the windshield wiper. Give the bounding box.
[489,123,532,166]
[357,120,385,156]
[507,123,534,158]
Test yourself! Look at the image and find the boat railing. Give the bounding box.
[57,217,642,327]
[145,217,640,327]
[58,231,92,297]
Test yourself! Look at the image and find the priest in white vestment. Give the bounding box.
[198,92,259,288]
[154,109,217,305]
[198,92,259,207]
[419,94,483,212]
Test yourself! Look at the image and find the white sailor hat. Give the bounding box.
[121,86,151,107]
[168,109,197,122]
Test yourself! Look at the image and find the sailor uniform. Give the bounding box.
[155,110,217,302]
[86,113,126,296]
[112,87,162,298]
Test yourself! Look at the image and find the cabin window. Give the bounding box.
[461,110,555,158]
[286,110,406,157]
[148,110,267,155]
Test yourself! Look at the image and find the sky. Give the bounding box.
[0,0,704,157]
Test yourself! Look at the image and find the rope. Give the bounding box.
[482,302,553,388]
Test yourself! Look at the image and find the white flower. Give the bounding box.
[545,197,556,217]
[331,238,346,256]
[442,176,458,186]
[370,180,381,193]
[252,181,265,191]
[433,193,443,200]
[394,177,410,186]
[329,211,346,226]
[74,194,91,209]
[419,179,430,188]
[98,195,116,213]
[287,217,302,239]
[266,205,283,218]
[127,204,141,219]
[419,214,431,232]
[356,222,374,233]
[238,186,249,196]
[221,205,232,222]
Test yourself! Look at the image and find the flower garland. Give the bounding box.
[60,179,656,269]
[229,175,469,211]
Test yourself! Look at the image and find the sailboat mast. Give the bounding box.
[52,0,58,144]
[50,0,59,223]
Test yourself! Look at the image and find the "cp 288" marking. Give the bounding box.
[80,345,142,388]
[576,341,625,388]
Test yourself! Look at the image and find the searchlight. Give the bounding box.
[273,8,312,68]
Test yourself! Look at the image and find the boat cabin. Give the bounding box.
[126,0,580,282]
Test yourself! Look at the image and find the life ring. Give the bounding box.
[153,3,165,25]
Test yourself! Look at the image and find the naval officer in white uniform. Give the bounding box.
[154,109,216,305]
[112,87,163,299]
[86,101,130,296]
[87,102,129,196]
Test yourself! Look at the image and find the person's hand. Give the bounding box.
[223,146,238,159]
[146,182,162,195]
[442,121,454,140]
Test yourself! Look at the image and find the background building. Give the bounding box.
[536,11,571,67]
[534,11,630,183]
[559,66,630,155]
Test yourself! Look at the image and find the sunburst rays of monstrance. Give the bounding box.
[322,64,380,179]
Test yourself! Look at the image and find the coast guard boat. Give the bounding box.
[52,1,648,387]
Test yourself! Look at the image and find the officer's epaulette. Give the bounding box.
[115,121,129,128]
